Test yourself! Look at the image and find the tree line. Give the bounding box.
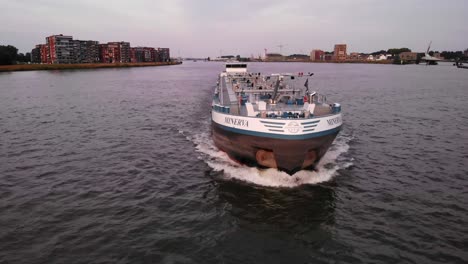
[439,51,465,60]
[0,45,31,65]
[371,48,467,60]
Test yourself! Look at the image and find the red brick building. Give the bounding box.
[310,49,324,61]
[31,44,49,63]
[31,34,169,64]
[40,44,48,63]
[99,42,131,63]
[333,44,347,61]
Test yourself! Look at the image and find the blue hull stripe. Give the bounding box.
[214,123,342,140]
[260,121,286,125]
[301,120,320,125]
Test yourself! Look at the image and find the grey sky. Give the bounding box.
[1,0,467,57]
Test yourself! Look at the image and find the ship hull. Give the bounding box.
[212,122,341,175]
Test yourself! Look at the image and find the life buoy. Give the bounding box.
[303,95,308,102]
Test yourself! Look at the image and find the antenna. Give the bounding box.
[277,44,287,55]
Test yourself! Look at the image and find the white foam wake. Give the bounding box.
[182,127,352,188]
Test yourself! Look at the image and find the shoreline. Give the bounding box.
[258,60,393,64]
[205,60,395,64]
[0,61,182,72]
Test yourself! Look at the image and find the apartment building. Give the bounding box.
[132,47,156,62]
[99,42,131,63]
[74,40,99,63]
[31,45,42,63]
[333,44,347,61]
[157,48,170,62]
[46,34,75,64]
[31,34,168,64]
[310,49,324,61]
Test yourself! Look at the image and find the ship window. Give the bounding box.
[226,64,247,68]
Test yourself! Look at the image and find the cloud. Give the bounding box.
[1,0,467,56]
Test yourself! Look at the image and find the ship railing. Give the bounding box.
[229,81,317,97]
[254,106,340,119]
[244,101,341,119]
[214,102,340,118]
[256,110,310,119]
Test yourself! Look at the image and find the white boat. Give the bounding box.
[211,63,343,175]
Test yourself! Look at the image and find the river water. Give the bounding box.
[0,62,467,263]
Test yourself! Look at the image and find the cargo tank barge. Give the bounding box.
[211,63,342,175]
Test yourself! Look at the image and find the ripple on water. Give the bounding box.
[1,62,467,263]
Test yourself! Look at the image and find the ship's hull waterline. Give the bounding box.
[212,121,341,175]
